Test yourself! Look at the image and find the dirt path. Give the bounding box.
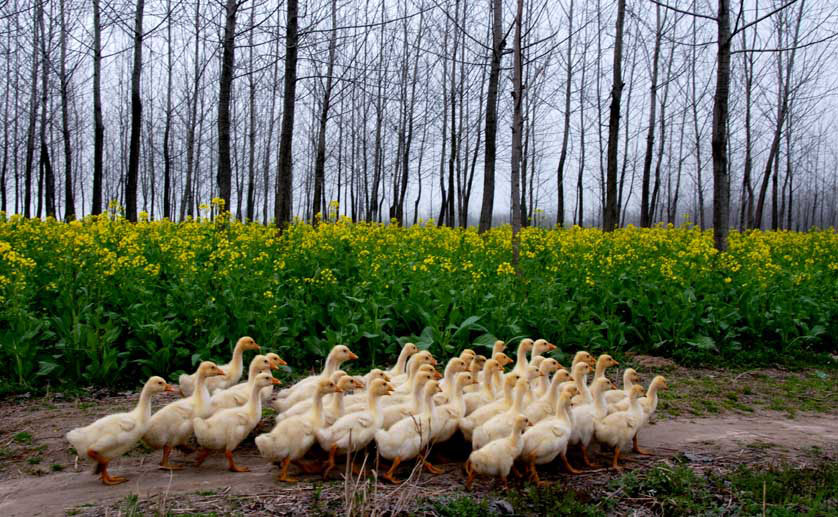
[0,410,835,516]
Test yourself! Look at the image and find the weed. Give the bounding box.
[27,456,41,465]
[13,431,32,444]
[51,463,63,472]
[429,496,491,517]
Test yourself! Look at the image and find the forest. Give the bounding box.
[0,0,836,245]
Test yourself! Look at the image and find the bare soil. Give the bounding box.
[0,367,835,516]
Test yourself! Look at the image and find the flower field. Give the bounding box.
[1,212,836,389]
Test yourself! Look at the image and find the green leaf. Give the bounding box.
[687,336,717,351]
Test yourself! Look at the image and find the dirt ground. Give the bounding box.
[0,366,836,516]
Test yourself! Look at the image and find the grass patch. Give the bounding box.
[13,431,32,444]
[429,496,490,517]
[51,463,63,472]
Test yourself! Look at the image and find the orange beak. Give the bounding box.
[334,386,343,393]
[548,343,557,351]
[164,384,175,392]
[275,356,288,366]
[270,377,282,385]
[434,371,443,379]
[348,352,359,360]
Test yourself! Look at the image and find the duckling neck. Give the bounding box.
[622,372,635,394]
[482,370,495,398]
[514,345,529,372]
[502,380,515,406]
[322,350,342,377]
[246,382,263,420]
[545,375,563,406]
[594,360,606,380]
[368,393,383,422]
[511,384,525,413]
[312,390,326,426]
[229,343,246,381]
[134,384,155,424]
[592,388,608,416]
[576,373,592,403]
[392,347,411,375]
[646,383,661,412]
[193,373,212,416]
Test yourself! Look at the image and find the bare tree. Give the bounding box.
[275,0,298,227]
[603,0,626,231]
[125,0,145,222]
[478,0,504,233]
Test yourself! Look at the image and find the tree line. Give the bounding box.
[0,0,836,250]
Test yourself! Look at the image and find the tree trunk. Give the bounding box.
[640,5,662,227]
[162,0,173,219]
[182,0,201,220]
[92,0,104,215]
[510,0,524,265]
[603,0,626,232]
[126,0,145,222]
[312,0,337,225]
[216,0,238,214]
[478,0,504,233]
[37,1,55,219]
[59,0,75,221]
[555,0,574,227]
[275,0,298,227]
[245,9,257,222]
[24,11,39,218]
[711,0,731,251]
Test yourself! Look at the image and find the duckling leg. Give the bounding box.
[225,450,250,473]
[632,434,653,455]
[420,454,445,475]
[194,448,210,467]
[610,446,623,471]
[526,458,550,487]
[88,451,126,485]
[510,465,523,478]
[559,452,583,475]
[322,445,337,479]
[276,458,298,483]
[499,474,509,490]
[159,445,183,470]
[464,460,475,491]
[580,444,600,468]
[381,456,402,485]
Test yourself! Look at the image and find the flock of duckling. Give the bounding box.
[65,336,669,489]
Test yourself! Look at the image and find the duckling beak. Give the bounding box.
[612,360,620,366]
[434,371,443,379]
[548,343,557,351]
[348,352,359,360]
[269,361,279,370]
[275,356,288,366]
[569,375,575,381]
[383,374,391,381]
[164,384,176,392]
[430,358,438,366]
[334,386,344,393]
[270,377,282,385]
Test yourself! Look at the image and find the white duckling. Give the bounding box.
[387,342,419,377]
[520,385,579,485]
[430,372,474,444]
[255,377,341,482]
[66,376,173,485]
[376,379,443,484]
[610,375,668,455]
[178,336,260,396]
[459,372,522,441]
[509,338,534,377]
[594,384,646,469]
[390,350,437,387]
[211,354,278,410]
[274,370,347,420]
[604,368,642,404]
[464,359,503,415]
[193,372,281,472]
[524,368,574,424]
[472,377,530,449]
[462,355,488,394]
[459,348,477,364]
[569,376,614,468]
[465,415,529,490]
[572,353,617,405]
[273,345,357,411]
[143,361,225,469]
[526,358,562,404]
[531,338,557,362]
[381,370,435,429]
[316,378,394,478]
[433,357,469,405]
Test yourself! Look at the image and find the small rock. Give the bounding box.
[683,451,712,463]
[489,499,514,514]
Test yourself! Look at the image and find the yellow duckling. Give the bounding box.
[193,372,281,472]
[465,415,530,490]
[211,354,279,410]
[66,376,173,485]
[178,337,260,396]
[594,384,646,469]
[387,342,419,377]
[520,384,579,485]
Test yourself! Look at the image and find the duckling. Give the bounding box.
[459,348,477,364]
[568,376,613,468]
[472,377,530,449]
[527,358,562,404]
[490,352,513,395]
[274,371,348,421]
[193,372,281,472]
[463,355,488,394]
[604,368,642,404]
[460,372,522,441]
[572,353,618,405]
[273,345,357,411]
[179,337,260,396]
[520,385,578,485]
[571,350,597,369]
[430,372,474,444]
[530,338,557,362]
[594,384,646,469]
[387,343,419,377]
[380,370,435,429]
[255,378,341,482]
[211,354,277,410]
[611,375,668,454]
[376,379,443,484]
[390,350,437,387]
[524,368,573,424]
[510,338,534,377]
[316,378,394,479]
[465,415,530,490]
[66,377,173,485]
[464,359,503,415]
[143,362,226,470]
[434,357,469,405]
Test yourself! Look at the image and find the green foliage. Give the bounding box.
[1,216,836,389]
[429,496,491,517]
